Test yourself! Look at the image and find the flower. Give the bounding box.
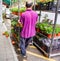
[37,0,52,3]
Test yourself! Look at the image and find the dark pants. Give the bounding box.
[20,37,33,56]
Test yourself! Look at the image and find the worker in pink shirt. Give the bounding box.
[19,1,38,57]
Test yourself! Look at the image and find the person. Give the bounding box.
[19,1,38,57]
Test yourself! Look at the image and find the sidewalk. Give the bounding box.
[0,23,18,61]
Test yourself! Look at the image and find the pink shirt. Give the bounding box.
[20,9,38,38]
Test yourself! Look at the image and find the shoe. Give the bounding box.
[23,55,27,61]
[29,42,33,46]
[20,52,27,58]
[23,55,27,58]
[29,41,33,46]
[23,57,27,61]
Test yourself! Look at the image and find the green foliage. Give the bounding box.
[36,22,60,34]
[11,17,18,26]
[45,26,53,34]
[55,27,60,34]
[11,21,17,26]
[19,7,26,12]
[36,23,53,34]
[11,29,15,33]
[4,31,9,36]
[36,14,53,34]
[10,7,26,12]
[10,7,18,12]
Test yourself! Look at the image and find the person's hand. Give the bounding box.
[18,20,23,27]
[18,20,20,24]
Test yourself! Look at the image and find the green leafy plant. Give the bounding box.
[36,23,48,30]
[19,7,26,12]
[45,26,53,34]
[55,27,60,34]
[11,17,18,26]
[36,22,53,34]
[10,7,18,12]
[3,31,9,37]
[11,21,17,26]
[10,7,26,12]
[11,29,15,33]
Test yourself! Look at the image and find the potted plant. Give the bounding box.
[36,23,47,33]
[10,7,26,15]
[10,7,18,15]
[36,23,41,32]
[55,27,60,36]
[3,31,9,38]
[45,26,53,38]
[11,17,23,45]
[19,7,26,15]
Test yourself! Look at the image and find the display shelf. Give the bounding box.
[37,32,60,40]
[33,42,49,57]
[33,32,60,57]
[50,53,60,57]
[53,36,60,40]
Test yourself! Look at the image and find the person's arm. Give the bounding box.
[18,15,23,27]
[36,14,38,24]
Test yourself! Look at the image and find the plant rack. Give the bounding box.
[33,0,60,58]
